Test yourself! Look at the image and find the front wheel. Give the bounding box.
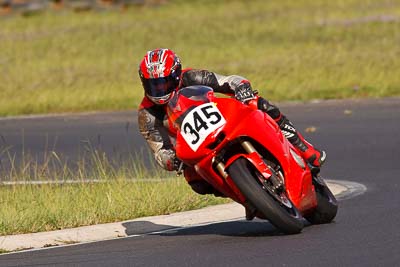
[305,176,338,224]
[228,157,304,234]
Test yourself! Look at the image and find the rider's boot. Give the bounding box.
[245,205,256,221]
[290,131,327,168]
[278,116,326,167]
[257,97,326,168]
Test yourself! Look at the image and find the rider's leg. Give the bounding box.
[183,167,224,197]
[257,97,326,167]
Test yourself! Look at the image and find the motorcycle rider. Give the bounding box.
[138,48,326,196]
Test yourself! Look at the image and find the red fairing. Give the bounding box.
[167,86,318,213]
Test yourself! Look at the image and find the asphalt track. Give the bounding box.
[0,98,400,266]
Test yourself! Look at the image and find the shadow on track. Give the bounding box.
[122,219,296,237]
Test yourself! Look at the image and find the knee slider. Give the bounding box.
[257,97,269,112]
[188,181,215,195]
[257,97,281,120]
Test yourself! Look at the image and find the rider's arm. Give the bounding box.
[138,103,177,171]
[181,69,251,95]
[180,70,282,123]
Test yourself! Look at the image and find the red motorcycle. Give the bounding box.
[167,85,338,234]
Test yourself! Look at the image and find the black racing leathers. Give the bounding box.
[138,69,283,171]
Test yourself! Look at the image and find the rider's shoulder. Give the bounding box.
[182,68,193,74]
[182,68,213,74]
[182,68,214,80]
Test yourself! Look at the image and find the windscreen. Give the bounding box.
[167,86,215,128]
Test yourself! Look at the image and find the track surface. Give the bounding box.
[1,98,400,266]
[0,111,145,172]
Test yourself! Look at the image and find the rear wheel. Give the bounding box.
[228,157,304,234]
[305,176,338,224]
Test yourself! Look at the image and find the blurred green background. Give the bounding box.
[1,0,399,117]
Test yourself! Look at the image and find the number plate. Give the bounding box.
[181,103,226,152]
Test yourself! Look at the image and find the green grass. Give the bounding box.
[0,249,11,254]
[0,150,230,235]
[0,0,399,234]
[0,0,399,117]
[0,178,229,235]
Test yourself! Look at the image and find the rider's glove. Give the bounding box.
[234,83,256,103]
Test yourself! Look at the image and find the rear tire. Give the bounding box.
[228,157,304,234]
[305,176,338,224]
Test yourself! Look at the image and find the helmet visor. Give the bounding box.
[142,76,179,98]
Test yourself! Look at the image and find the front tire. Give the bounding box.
[305,176,338,224]
[228,157,304,234]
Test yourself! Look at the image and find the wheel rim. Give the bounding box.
[257,171,302,219]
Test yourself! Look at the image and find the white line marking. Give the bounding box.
[0,179,367,255]
[0,179,167,186]
[326,179,367,200]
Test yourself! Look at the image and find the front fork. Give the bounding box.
[214,140,260,179]
[214,140,280,189]
[214,140,286,214]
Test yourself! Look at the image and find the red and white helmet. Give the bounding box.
[138,48,182,105]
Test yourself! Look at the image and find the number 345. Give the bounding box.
[182,104,223,145]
